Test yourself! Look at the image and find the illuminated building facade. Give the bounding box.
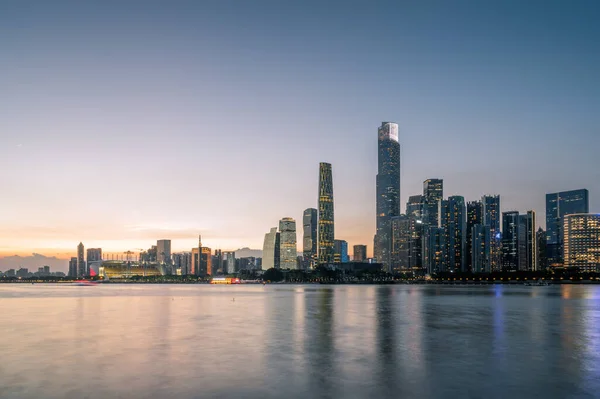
[502,211,519,271]
[318,162,335,264]
[471,224,491,273]
[522,210,538,271]
[564,214,600,272]
[442,196,466,273]
[391,215,423,271]
[423,179,443,226]
[423,226,446,274]
[279,217,298,269]
[482,195,501,271]
[374,122,400,272]
[546,189,589,267]
[191,236,211,276]
[303,208,318,269]
[406,195,423,218]
[466,201,483,272]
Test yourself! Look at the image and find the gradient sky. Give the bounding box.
[1,0,599,260]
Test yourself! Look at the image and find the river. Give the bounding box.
[1,284,599,398]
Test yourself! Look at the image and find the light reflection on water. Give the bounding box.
[1,284,599,399]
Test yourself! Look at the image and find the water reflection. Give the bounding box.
[374,287,398,396]
[1,284,600,399]
[305,288,335,398]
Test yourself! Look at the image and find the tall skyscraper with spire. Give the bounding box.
[318,162,335,264]
[374,122,400,272]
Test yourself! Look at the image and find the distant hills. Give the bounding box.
[0,254,68,273]
[233,248,262,258]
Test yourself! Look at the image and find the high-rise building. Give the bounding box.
[471,224,491,273]
[212,250,223,275]
[353,245,367,262]
[502,211,519,271]
[68,257,78,278]
[423,226,446,274]
[406,195,423,218]
[173,252,192,275]
[536,228,547,270]
[391,215,423,271]
[564,214,600,272]
[466,201,483,272]
[303,208,318,269]
[279,218,298,269]
[546,189,589,267]
[157,240,172,265]
[333,240,349,263]
[423,179,443,226]
[523,211,538,272]
[86,248,102,263]
[442,196,466,272]
[318,162,335,264]
[202,247,212,275]
[262,227,281,270]
[77,242,86,277]
[225,251,236,274]
[482,195,501,271]
[191,236,211,276]
[375,122,400,272]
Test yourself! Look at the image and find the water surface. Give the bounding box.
[1,284,599,398]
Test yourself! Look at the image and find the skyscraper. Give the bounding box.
[191,236,211,276]
[471,224,491,273]
[68,257,78,278]
[536,228,547,270]
[225,251,236,274]
[423,227,446,274]
[279,217,298,269]
[353,245,367,262]
[442,196,466,273]
[502,211,519,271]
[391,215,422,271]
[157,240,172,265]
[318,162,335,264]
[525,211,538,272]
[375,122,400,272]
[564,214,600,272]
[466,201,483,272]
[333,240,349,263]
[77,242,85,277]
[482,195,501,271]
[406,195,423,218]
[303,208,318,269]
[423,179,443,226]
[262,227,281,270]
[546,189,589,267]
[86,248,102,263]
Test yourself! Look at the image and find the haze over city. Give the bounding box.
[1,0,599,270]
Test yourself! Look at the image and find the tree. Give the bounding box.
[263,268,284,282]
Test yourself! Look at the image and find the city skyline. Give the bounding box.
[1,1,599,261]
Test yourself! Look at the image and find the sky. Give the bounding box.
[1,0,599,266]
